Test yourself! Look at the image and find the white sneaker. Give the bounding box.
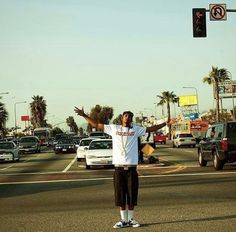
[113,220,128,229]
[128,219,140,227]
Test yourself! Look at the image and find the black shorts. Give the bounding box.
[113,167,139,207]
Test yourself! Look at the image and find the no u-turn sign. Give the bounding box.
[209,4,227,21]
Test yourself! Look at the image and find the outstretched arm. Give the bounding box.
[146,122,167,133]
[146,118,173,133]
[74,107,104,130]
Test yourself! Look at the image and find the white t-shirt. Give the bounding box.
[104,124,146,165]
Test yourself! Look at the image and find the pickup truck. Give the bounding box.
[154,133,167,144]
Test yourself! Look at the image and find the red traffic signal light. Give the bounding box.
[192,8,207,37]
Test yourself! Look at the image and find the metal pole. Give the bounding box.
[228,71,235,120]
[14,101,27,136]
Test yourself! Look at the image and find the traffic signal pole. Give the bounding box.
[192,7,236,38]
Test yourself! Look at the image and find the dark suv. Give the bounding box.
[198,122,236,170]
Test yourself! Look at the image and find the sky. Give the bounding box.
[0,0,236,131]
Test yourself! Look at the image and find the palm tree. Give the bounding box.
[203,66,230,122]
[30,95,47,128]
[66,116,78,133]
[88,105,113,132]
[0,99,8,137]
[156,91,178,122]
[157,91,178,139]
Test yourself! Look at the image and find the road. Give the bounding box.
[0,143,236,232]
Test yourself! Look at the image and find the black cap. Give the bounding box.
[122,111,134,118]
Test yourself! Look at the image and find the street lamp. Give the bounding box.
[14,101,27,135]
[183,86,200,115]
[0,92,9,95]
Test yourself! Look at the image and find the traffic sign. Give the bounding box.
[209,4,227,21]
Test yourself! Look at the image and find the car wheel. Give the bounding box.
[86,164,90,169]
[198,150,207,167]
[213,152,224,170]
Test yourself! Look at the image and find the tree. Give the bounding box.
[203,66,230,122]
[30,95,47,128]
[78,127,84,137]
[201,109,233,124]
[157,91,178,139]
[66,116,79,134]
[87,105,114,132]
[113,114,122,125]
[156,91,178,122]
[0,99,8,137]
[51,127,64,137]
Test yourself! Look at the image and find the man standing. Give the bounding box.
[74,107,168,228]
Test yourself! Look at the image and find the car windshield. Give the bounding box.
[20,137,37,143]
[179,134,193,138]
[58,139,74,144]
[89,140,112,150]
[80,139,93,146]
[0,142,14,149]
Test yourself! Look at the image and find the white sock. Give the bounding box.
[128,210,134,221]
[120,210,127,222]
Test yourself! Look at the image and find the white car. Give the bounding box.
[85,139,113,169]
[0,141,20,162]
[172,133,196,148]
[76,138,94,161]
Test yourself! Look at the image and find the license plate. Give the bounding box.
[62,149,67,151]
[101,160,111,164]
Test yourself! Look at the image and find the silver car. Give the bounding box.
[19,136,41,154]
[0,141,20,162]
[172,133,196,148]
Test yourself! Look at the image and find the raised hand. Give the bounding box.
[74,106,85,117]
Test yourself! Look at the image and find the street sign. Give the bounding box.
[209,4,227,21]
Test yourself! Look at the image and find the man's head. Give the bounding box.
[121,111,134,127]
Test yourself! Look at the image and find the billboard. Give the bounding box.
[178,95,197,107]
[21,115,30,121]
[218,81,236,99]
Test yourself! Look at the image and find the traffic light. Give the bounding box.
[192,8,207,37]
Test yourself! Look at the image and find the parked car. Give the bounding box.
[72,136,81,145]
[172,133,196,148]
[198,121,236,170]
[85,139,113,169]
[154,132,167,144]
[19,136,41,154]
[52,133,69,147]
[76,138,95,161]
[54,138,76,154]
[0,141,20,162]
[89,131,110,139]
